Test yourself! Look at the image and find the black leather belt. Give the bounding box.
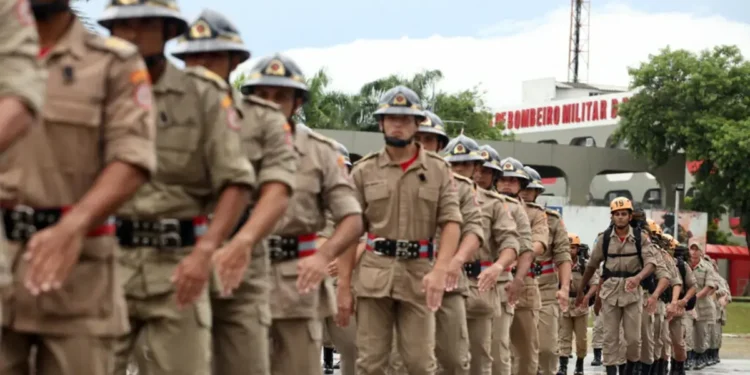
[115,218,203,249]
[463,260,493,278]
[268,234,317,263]
[367,237,434,260]
[3,206,62,241]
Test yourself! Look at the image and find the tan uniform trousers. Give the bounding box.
[509,282,540,375]
[211,296,272,375]
[692,320,713,354]
[558,314,587,358]
[490,283,513,375]
[710,319,722,349]
[653,312,667,360]
[537,303,559,375]
[324,315,357,375]
[682,314,694,351]
[467,313,493,375]
[358,297,437,375]
[113,290,212,375]
[668,317,686,361]
[1,330,114,375]
[591,312,604,349]
[639,293,656,365]
[601,300,642,366]
[269,318,323,375]
[390,293,471,375]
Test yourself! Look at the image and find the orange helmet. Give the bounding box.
[568,232,581,246]
[610,197,633,213]
[646,219,662,235]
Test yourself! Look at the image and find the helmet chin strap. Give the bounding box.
[384,135,413,148]
[31,0,69,21]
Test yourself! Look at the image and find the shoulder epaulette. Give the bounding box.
[545,209,561,218]
[453,173,473,185]
[486,189,505,200]
[185,66,229,90]
[306,130,338,150]
[503,195,520,204]
[354,152,377,166]
[424,150,451,167]
[244,94,281,111]
[87,36,138,60]
[525,201,544,210]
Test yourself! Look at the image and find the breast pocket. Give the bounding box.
[417,186,439,226]
[292,173,322,224]
[364,181,390,220]
[155,105,202,178]
[43,97,102,174]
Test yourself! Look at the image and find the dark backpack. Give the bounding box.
[600,223,656,293]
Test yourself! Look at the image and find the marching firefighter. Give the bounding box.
[99,1,258,373]
[338,86,462,375]
[170,9,297,375]
[575,197,666,375]
[557,234,598,375]
[474,146,533,375]
[649,231,684,375]
[236,54,364,375]
[1,0,157,373]
[687,240,720,370]
[519,166,572,375]
[496,157,548,375]
[443,134,522,375]
[711,260,731,366]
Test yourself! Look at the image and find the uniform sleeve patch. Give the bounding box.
[133,83,153,110]
[15,0,33,27]
[221,94,233,109]
[283,123,293,146]
[129,69,150,84]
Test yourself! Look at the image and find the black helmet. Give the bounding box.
[333,141,352,167]
[418,111,449,148]
[240,54,308,102]
[373,86,425,119]
[478,145,503,172]
[499,157,529,181]
[523,166,545,192]
[443,135,485,164]
[98,0,188,38]
[171,9,250,62]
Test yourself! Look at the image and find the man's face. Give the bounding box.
[380,115,418,142]
[570,244,579,257]
[109,18,167,57]
[450,161,477,179]
[414,132,441,152]
[611,210,631,228]
[474,166,494,190]
[182,51,237,80]
[689,245,701,262]
[518,188,539,203]
[496,176,521,195]
[252,86,300,118]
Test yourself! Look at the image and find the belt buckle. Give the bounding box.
[267,235,284,260]
[10,205,36,240]
[395,240,411,260]
[157,218,182,249]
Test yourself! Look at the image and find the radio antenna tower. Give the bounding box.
[567,0,591,83]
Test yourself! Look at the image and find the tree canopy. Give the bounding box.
[233,68,513,141]
[612,45,750,245]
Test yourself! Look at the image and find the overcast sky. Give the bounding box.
[77,0,750,108]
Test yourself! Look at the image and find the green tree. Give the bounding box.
[231,72,247,91]
[612,45,750,245]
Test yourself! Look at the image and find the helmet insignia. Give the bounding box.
[189,20,212,39]
[454,143,466,154]
[480,150,489,160]
[393,94,407,106]
[265,60,286,76]
[502,162,514,171]
[116,0,138,5]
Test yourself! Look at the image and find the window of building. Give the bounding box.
[643,188,662,205]
[605,190,633,203]
[570,136,596,147]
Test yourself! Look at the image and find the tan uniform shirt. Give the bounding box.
[117,63,255,298]
[565,258,599,318]
[448,174,485,295]
[588,226,663,307]
[692,258,719,321]
[230,91,297,303]
[0,0,45,115]
[269,129,361,320]
[538,209,571,293]
[498,196,532,284]
[1,20,156,336]
[352,145,462,305]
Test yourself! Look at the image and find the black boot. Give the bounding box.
[633,361,641,375]
[711,348,719,365]
[694,351,706,370]
[606,365,618,375]
[658,359,668,375]
[640,362,652,375]
[624,361,637,375]
[591,348,603,366]
[684,351,693,370]
[574,357,584,375]
[675,361,686,375]
[323,347,334,374]
[716,348,722,363]
[556,356,568,375]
